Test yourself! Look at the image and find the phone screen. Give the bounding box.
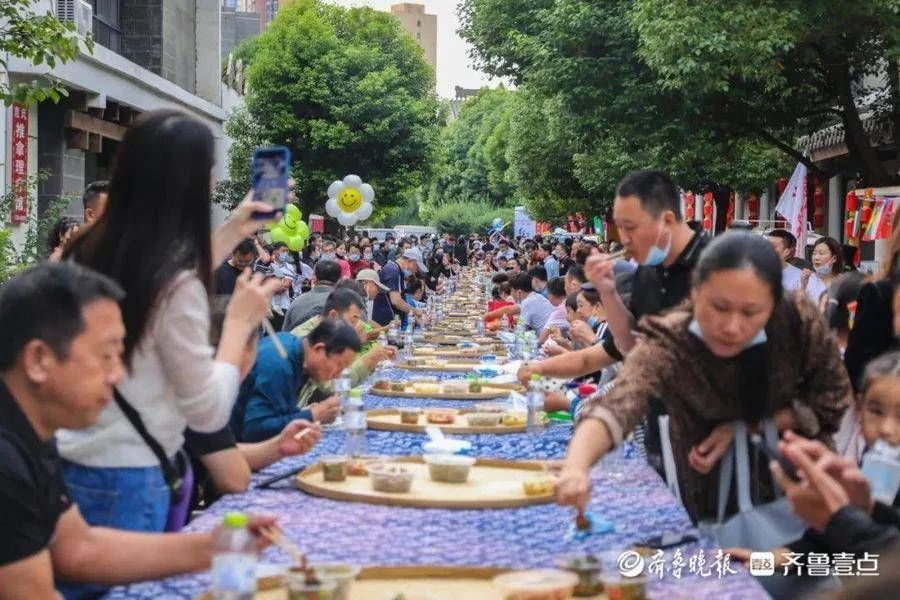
[251,147,290,217]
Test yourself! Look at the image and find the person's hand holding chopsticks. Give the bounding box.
[276,419,323,458]
[583,247,624,296]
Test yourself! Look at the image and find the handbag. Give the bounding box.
[113,389,193,532]
[698,420,806,549]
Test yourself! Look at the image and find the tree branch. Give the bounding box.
[740,123,829,178]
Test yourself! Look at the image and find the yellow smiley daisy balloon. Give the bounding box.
[325,175,375,227]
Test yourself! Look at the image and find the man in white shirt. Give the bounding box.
[767,229,825,302]
[510,273,554,333]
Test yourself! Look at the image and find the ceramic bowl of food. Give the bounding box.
[287,568,337,600]
[492,569,579,600]
[371,380,391,391]
[320,455,349,482]
[399,408,422,424]
[389,382,407,393]
[368,462,414,493]
[465,412,502,427]
[597,573,646,600]
[422,453,476,483]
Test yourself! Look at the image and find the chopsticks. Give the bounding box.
[262,318,288,359]
[255,464,306,489]
[259,525,307,568]
[581,249,628,291]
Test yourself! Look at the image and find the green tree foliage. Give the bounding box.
[221,0,440,222]
[631,0,900,186]
[464,1,791,199]
[1,0,92,106]
[425,88,516,207]
[0,173,72,284]
[428,200,511,237]
[460,0,894,206]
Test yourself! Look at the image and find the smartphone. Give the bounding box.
[250,146,291,219]
[751,434,800,482]
[641,532,698,550]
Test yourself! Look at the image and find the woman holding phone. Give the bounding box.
[556,232,852,522]
[59,110,281,553]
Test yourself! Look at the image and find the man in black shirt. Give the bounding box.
[214,237,257,295]
[519,170,709,379]
[0,264,275,598]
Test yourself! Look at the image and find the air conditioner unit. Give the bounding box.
[56,0,93,38]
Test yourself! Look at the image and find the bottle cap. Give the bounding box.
[349,389,362,398]
[530,374,541,382]
[223,511,248,528]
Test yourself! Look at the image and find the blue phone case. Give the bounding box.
[250,146,291,219]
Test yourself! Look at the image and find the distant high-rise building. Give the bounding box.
[390,3,437,77]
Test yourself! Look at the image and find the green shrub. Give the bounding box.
[428,200,511,237]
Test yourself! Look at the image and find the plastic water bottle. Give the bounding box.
[475,318,485,337]
[526,374,545,434]
[335,368,352,413]
[344,389,367,457]
[402,328,415,360]
[211,512,257,600]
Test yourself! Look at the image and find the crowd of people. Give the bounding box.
[2,109,900,599]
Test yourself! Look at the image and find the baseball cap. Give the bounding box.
[402,249,427,272]
[355,269,389,291]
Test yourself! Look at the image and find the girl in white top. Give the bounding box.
[57,110,281,541]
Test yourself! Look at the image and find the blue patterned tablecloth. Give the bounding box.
[109,367,768,599]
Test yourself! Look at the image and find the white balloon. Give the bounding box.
[337,212,357,226]
[327,181,343,199]
[325,198,339,217]
[357,202,373,221]
[359,183,375,204]
[343,174,363,188]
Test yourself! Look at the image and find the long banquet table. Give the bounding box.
[109,367,769,599]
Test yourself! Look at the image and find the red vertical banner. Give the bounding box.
[10,104,29,225]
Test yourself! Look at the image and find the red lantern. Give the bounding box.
[726,191,735,228]
[860,188,875,234]
[702,192,714,232]
[813,178,825,229]
[845,190,859,241]
[684,191,695,221]
[747,192,759,227]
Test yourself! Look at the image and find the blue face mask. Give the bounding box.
[349,254,360,262]
[688,319,768,349]
[402,268,412,277]
[587,316,601,329]
[643,223,672,266]
[814,263,832,276]
[276,252,287,264]
[321,253,336,261]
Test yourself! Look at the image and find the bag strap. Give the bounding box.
[715,438,735,523]
[733,421,755,513]
[763,418,784,497]
[113,389,182,492]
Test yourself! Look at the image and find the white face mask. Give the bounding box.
[688,319,768,349]
[643,222,672,266]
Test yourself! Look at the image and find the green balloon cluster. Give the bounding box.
[269,204,310,252]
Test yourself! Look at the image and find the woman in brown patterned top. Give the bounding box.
[557,232,852,522]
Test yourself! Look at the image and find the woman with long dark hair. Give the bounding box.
[57,111,280,545]
[556,232,852,522]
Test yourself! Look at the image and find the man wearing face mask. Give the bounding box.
[519,171,709,469]
[371,250,424,326]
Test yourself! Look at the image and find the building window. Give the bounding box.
[417,32,421,40]
[92,0,122,53]
[417,20,421,27]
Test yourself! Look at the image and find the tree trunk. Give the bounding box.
[831,57,896,186]
[888,60,900,174]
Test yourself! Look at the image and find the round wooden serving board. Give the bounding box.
[366,409,526,434]
[368,386,515,400]
[198,565,581,600]
[295,456,554,509]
